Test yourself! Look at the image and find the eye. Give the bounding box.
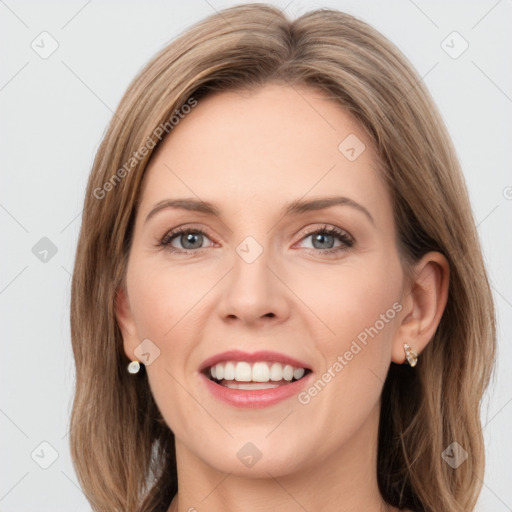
[158,224,354,255]
[297,225,354,254]
[159,226,213,253]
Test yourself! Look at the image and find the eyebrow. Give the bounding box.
[144,196,375,225]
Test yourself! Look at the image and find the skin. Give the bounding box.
[115,83,449,512]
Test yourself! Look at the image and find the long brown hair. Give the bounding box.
[69,4,496,511]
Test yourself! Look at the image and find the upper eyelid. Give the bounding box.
[160,223,351,237]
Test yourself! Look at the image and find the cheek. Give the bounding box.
[297,257,402,344]
[293,263,401,445]
[126,257,220,413]
[294,256,403,399]
[127,263,202,432]
[127,258,215,340]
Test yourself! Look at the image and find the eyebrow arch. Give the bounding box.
[145,196,375,226]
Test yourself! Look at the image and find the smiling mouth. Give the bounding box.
[203,361,312,390]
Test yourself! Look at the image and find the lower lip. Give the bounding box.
[200,372,313,408]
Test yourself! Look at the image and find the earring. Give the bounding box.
[127,360,141,374]
[403,344,418,367]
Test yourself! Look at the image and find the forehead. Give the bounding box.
[138,83,390,224]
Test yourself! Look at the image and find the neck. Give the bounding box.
[167,403,396,512]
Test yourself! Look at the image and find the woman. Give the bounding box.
[69,4,496,512]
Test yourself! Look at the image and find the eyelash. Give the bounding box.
[158,224,354,256]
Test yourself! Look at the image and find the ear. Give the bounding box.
[114,284,140,360]
[392,251,450,364]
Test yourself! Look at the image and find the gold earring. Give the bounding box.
[403,344,418,367]
[127,360,141,374]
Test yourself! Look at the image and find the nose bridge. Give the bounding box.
[233,234,274,303]
[218,232,287,323]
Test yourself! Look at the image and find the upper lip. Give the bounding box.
[199,350,312,373]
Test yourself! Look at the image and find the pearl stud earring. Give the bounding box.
[127,360,141,374]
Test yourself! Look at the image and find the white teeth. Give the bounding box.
[235,362,252,382]
[224,361,236,380]
[282,364,294,381]
[252,362,270,382]
[293,368,305,380]
[208,361,308,383]
[270,362,283,381]
[224,381,280,390]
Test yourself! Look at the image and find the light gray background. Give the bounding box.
[1,1,511,510]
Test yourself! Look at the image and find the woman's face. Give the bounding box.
[117,83,408,478]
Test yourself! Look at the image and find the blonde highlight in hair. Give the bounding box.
[70,4,496,511]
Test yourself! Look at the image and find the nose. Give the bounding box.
[216,242,290,327]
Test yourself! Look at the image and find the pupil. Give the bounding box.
[313,233,334,249]
[182,232,202,249]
